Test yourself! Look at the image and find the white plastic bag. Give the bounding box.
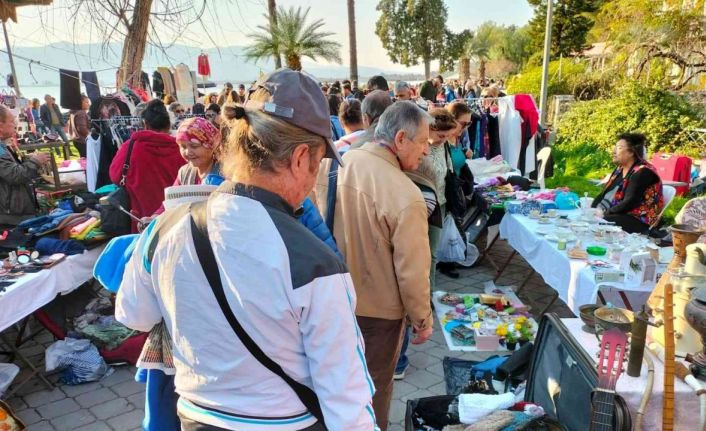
[0,363,20,397]
[457,242,480,267]
[45,338,113,385]
[437,215,466,262]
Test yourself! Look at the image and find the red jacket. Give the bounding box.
[109,130,185,232]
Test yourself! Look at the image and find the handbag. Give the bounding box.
[189,201,328,429]
[100,138,135,235]
[443,142,467,218]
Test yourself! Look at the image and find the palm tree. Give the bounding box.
[267,0,282,69]
[347,0,358,82]
[465,23,495,82]
[245,6,342,71]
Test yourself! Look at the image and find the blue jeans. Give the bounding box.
[395,326,411,374]
[50,124,69,143]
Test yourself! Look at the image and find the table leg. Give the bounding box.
[49,150,61,189]
[493,249,517,282]
[0,333,53,393]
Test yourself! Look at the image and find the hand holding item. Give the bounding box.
[138,215,156,233]
[411,325,433,345]
[465,149,474,159]
[30,152,51,166]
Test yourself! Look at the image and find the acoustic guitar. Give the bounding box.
[590,328,628,431]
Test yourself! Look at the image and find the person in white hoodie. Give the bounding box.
[116,69,379,431]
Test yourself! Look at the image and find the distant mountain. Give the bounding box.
[2,41,424,86]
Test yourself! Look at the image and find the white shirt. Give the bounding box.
[116,182,378,431]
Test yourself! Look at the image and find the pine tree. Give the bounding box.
[528,0,601,57]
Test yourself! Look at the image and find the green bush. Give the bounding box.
[556,82,705,161]
[506,60,587,100]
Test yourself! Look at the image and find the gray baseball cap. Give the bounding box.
[245,68,343,165]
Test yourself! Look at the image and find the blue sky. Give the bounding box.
[8,0,534,72]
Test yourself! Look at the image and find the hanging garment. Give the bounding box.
[190,71,199,106]
[198,53,211,76]
[86,133,101,192]
[81,71,101,103]
[487,114,501,159]
[158,67,175,97]
[514,94,539,176]
[141,71,152,94]
[152,71,165,99]
[498,96,523,170]
[60,69,82,110]
[174,64,195,106]
[96,126,118,189]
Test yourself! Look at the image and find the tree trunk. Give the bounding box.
[268,0,282,69]
[479,60,487,82]
[118,0,153,88]
[460,58,470,82]
[347,0,358,82]
[424,58,431,79]
[287,53,302,71]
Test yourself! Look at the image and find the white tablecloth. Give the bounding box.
[0,246,104,332]
[499,210,594,313]
[562,318,698,430]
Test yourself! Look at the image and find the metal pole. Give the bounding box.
[2,20,21,97]
[539,0,554,127]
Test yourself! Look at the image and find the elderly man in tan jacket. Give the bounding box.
[317,101,434,430]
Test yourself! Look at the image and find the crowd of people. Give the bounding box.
[0,66,667,431]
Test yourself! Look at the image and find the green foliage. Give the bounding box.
[528,0,602,57]
[495,25,533,71]
[244,6,341,71]
[505,60,588,100]
[440,30,473,73]
[556,82,705,160]
[375,0,447,75]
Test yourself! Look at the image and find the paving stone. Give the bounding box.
[391,380,419,398]
[13,378,53,397]
[36,397,80,420]
[426,361,445,377]
[407,352,437,369]
[27,420,55,431]
[90,397,132,420]
[24,387,66,408]
[399,388,434,402]
[18,343,46,357]
[404,369,443,390]
[74,421,113,431]
[389,424,404,431]
[127,390,146,408]
[111,379,143,397]
[428,381,447,394]
[99,367,135,387]
[106,409,144,430]
[7,396,27,411]
[15,408,42,425]
[61,381,103,397]
[388,399,407,424]
[50,409,96,429]
[75,387,118,408]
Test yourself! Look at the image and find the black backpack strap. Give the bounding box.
[119,138,136,186]
[325,159,339,232]
[189,201,327,428]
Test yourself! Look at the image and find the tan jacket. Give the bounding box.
[315,142,433,329]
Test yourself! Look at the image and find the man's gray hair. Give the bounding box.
[361,90,392,124]
[394,81,410,93]
[374,101,433,144]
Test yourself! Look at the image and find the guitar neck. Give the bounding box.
[663,283,676,431]
[590,389,616,431]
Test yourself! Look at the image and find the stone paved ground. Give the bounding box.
[2,238,574,431]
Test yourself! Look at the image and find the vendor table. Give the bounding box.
[498,210,661,315]
[562,318,699,430]
[0,246,104,332]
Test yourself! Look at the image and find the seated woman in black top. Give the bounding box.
[592,133,664,234]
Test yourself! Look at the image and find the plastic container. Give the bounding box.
[586,246,607,256]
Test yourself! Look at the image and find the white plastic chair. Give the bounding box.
[536,147,552,189]
[651,185,676,229]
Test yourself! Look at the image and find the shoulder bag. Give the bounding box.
[189,201,328,429]
[101,138,136,236]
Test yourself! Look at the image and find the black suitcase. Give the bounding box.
[526,314,632,431]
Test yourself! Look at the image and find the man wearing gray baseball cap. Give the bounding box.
[116,68,377,431]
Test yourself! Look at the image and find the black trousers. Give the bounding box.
[603,214,650,234]
[180,416,325,431]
